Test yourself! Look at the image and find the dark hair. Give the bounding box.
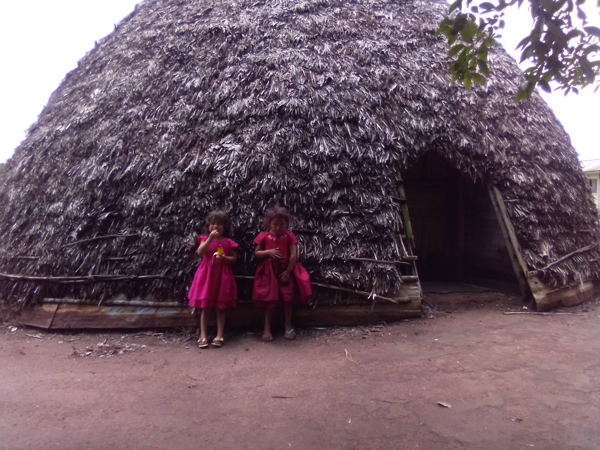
[205,210,231,237]
[263,205,293,230]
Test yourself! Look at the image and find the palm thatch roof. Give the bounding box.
[1,0,598,308]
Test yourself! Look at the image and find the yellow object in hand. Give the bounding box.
[212,246,224,265]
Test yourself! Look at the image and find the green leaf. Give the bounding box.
[516,36,531,50]
[472,73,485,84]
[460,22,479,42]
[566,29,585,40]
[471,5,479,13]
[449,0,463,14]
[449,44,466,56]
[499,20,505,29]
[580,57,596,80]
[584,26,600,38]
[477,59,491,75]
[576,5,587,20]
[539,80,552,92]
[540,0,556,13]
[465,75,473,89]
[480,2,496,10]
[520,45,535,63]
[436,18,452,37]
[515,88,530,101]
[583,44,600,56]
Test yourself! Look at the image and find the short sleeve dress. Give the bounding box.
[252,231,312,307]
[188,236,238,309]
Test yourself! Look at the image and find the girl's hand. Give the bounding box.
[279,270,291,284]
[208,230,220,241]
[269,248,282,259]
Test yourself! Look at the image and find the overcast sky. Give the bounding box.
[0,1,597,164]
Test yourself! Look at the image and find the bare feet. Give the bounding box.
[262,333,273,342]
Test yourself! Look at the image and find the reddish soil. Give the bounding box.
[2,292,600,450]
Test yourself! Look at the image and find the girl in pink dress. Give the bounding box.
[253,206,312,342]
[188,211,238,348]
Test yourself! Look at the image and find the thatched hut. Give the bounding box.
[2,0,599,328]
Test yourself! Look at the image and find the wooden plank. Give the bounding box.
[488,186,530,300]
[18,304,58,329]
[293,302,422,326]
[50,305,168,329]
[153,307,198,328]
[533,281,596,312]
[400,276,419,283]
[19,301,423,330]
[398,184,415,249]
[43,298,182,307]
[389,283,422,300]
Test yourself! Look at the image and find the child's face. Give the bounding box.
[208,222,225,238]
[269,218,288,236]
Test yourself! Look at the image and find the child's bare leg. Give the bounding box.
[284,305,297,339]
[284,304,293,332]
[262,307,274,341]
[215,308,226,339]
[200,307,212,341]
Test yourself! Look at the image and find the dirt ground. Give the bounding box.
[2,292,600,450]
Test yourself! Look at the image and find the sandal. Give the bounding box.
[284,328,297,340]
[197,338,209,349]
[211,337,224,348]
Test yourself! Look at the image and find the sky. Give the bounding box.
[0,1,598,164]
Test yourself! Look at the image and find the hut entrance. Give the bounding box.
[402,153,520,293]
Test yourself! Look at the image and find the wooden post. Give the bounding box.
[398,183,415,250]
[488,186,531,300]
[397,177,422,298]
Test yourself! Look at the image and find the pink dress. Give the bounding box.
[188,236,238,309]
[252,231,312,307]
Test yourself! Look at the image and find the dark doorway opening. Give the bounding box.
[403,152,520,293]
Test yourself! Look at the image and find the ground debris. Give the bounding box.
[503,311,586,317]
[25,333,44,339]
[345,349,359,365]
[71,340,148,358]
